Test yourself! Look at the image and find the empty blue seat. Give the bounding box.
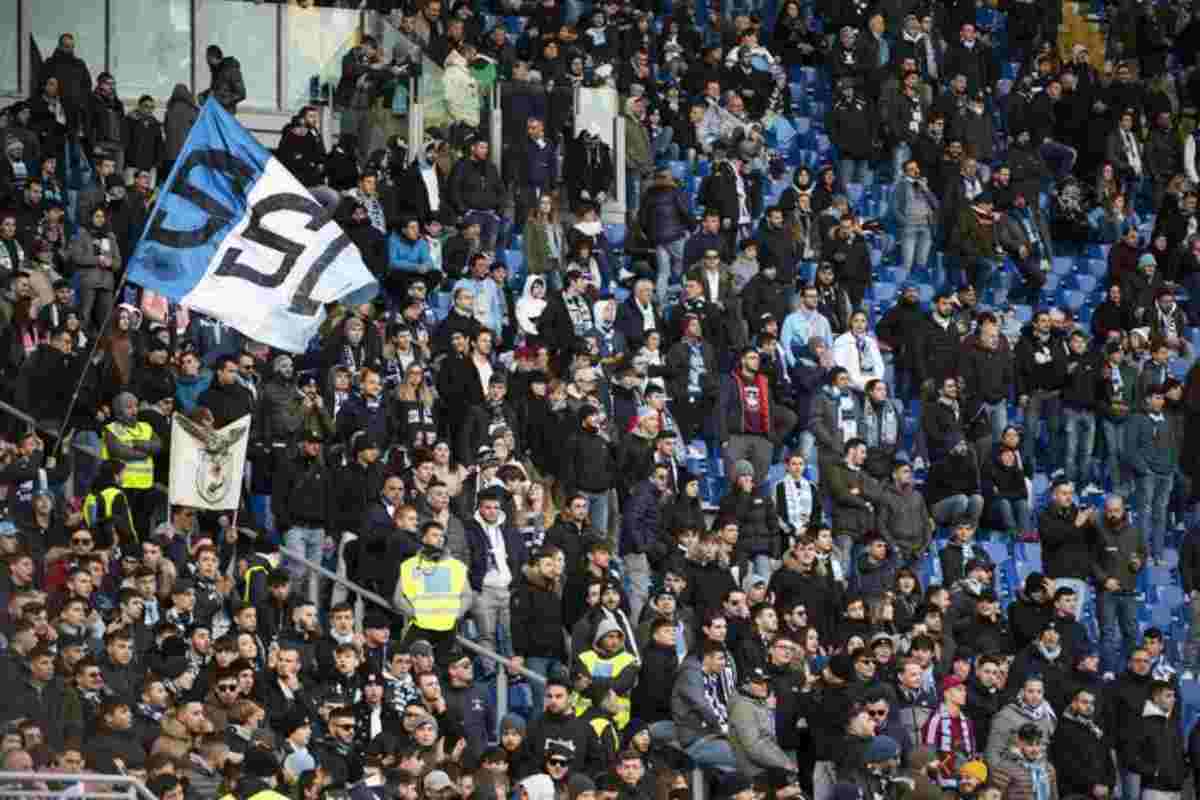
[503,249,524,271]
[1051,257,1073,275]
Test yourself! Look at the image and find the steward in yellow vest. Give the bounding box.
[572,617,638,729]
[578,685,623,777]
[82,459,138,550]
[395,521,473,660]
[100,392,161,490]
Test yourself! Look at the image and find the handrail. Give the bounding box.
[0,773,157,800]
[281,549,547,684]
[285,548,546,734]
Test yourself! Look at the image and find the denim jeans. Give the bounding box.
[655,237,687,305]
[525,656,564,719]
[1136,471,1175,557]
[627,172,643,214]
[899,223,934,271]
[892,142,912,182]
[1022,391,1062,476]
[980,400,1009,442]
[686,735,739,774]
[1098,590,1139,675]
[993,497,1031,535]
[838,158,870,190]
[284,526,326,606]
[653,127,680,161]
[1063,408,1097,485]
[470,584,512,660]
[931,494,984,525]
[1101,419,1132,496]
[624,553,652,624]
[752,554,773,578]
[583,490,611,541]
[1120,769,1140,800]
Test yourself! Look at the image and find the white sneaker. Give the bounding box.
[1102,671,1116,682]
[1082,483,1103,497]
[1050,468,1066,480]
[912,457,927,471]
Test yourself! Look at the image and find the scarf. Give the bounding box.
[924,706,973,785]
[1017,698,1056,722]
[856,334,877,375]
[137,702,166,722]
[703,670,729,727]
[780,476,814,532]
[732,369,771,433]
[1157,303,1179,340]
[824,386,859,441]
[1062,709,1103,739]
[862,398,898,448]
[1023,756,1051,800]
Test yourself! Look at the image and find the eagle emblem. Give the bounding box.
[175,414,250,505]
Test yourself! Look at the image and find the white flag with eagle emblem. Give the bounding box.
[169,413,251,510]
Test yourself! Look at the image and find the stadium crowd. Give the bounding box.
[2,0,1200,799]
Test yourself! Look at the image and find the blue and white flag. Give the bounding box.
[127,99,377,352]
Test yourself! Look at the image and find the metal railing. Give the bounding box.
[0,773,157,800]
[282,549,546,736]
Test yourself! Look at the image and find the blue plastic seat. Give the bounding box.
[605,224,626,249]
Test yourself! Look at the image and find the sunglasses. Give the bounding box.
[867,708,888,717]
[73,538,92,545]
[217,684,239,692]
[548,759,569,767]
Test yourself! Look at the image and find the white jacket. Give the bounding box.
[832,331,885,393]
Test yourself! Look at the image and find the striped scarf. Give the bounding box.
[703,671,729,727]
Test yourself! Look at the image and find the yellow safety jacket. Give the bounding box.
[101,421,155,489]
[399,554,468,631]
[83,486,138,546]
[575,649,637,729]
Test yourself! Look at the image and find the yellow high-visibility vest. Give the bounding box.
[399,555,468,631]
[101,421,155,489]
[83,486,138,545]
[576,648,637,729]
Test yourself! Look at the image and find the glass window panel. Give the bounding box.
[30,0,106,94]
[0,3,17,94]
[198,0,278,110]
[285,6,361,111]
[109,0,192,102]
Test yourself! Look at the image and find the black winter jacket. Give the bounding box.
[510,569,568,661]
[272,452,332,529]
[448,156,505,215]
[718,486,781,559]
[1038,502,1096,579]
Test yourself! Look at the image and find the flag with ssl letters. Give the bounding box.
[127,99,378,352]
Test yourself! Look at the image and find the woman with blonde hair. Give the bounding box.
[523,192,565,290]
[394,362,437,445]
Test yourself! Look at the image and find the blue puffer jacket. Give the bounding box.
[387,233,433,273]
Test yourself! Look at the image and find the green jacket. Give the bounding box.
[624,111,652,177]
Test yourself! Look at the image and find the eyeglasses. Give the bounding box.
[867,708,889,718]
[332,723,355,731]
[72,537,92,545]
